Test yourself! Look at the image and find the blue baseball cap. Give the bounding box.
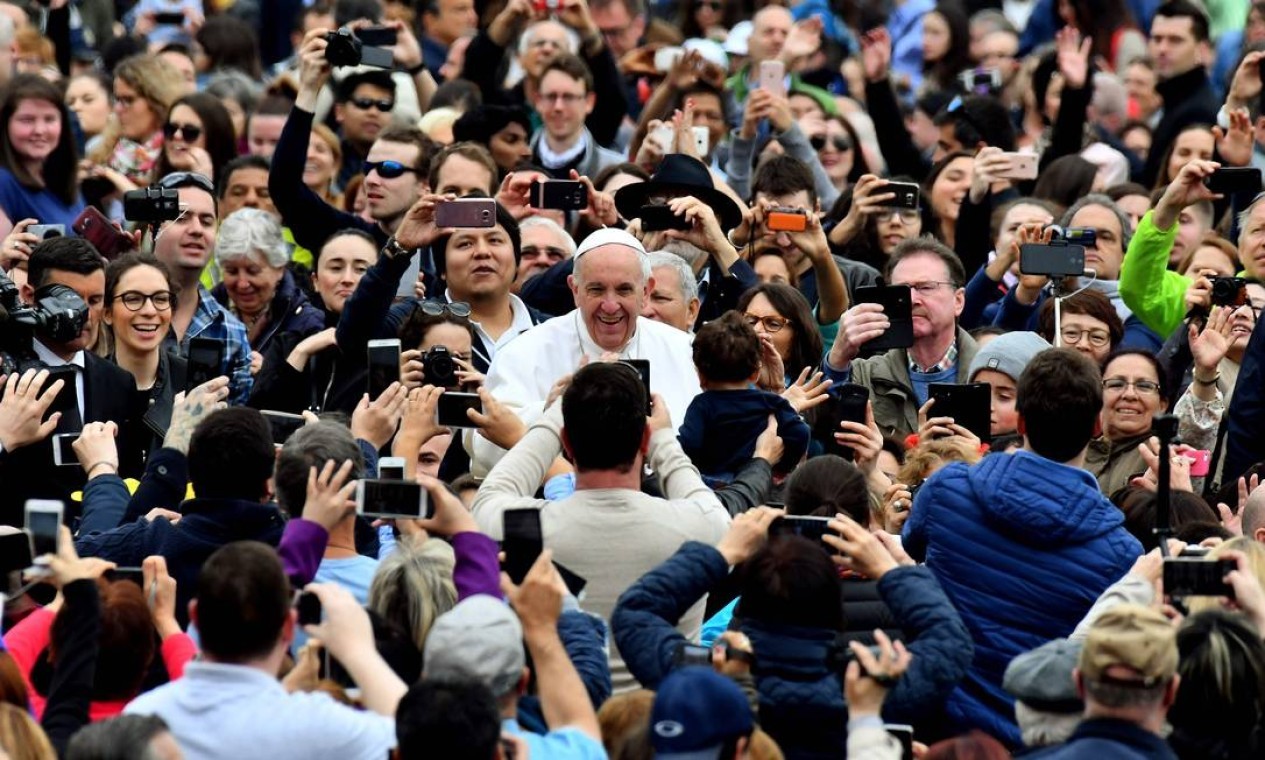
[651,667,754,759]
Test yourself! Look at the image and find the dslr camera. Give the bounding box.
[422,345,459,388]
[0,268,89,374]
[323,29,394,69]
[123,187,181,224]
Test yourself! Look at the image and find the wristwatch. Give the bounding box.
[383,237,413,260]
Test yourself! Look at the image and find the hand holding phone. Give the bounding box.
[852,285,914,352]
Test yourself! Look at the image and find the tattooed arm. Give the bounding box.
[162,377,231,455]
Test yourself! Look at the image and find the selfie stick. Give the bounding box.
[1153,414,1180,558]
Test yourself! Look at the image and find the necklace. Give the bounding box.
[233,300,272,328]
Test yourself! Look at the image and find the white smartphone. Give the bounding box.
[692,126,709,156]
[759,59,786,96]
[654,46,684,72]
[651,124,675,152]
[24,499,63,558]
[52,433,78,467]
[378,456,407,480]
[356,479,430,520]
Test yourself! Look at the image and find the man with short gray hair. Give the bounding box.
[515,216,576,292]
[642,251,700,333]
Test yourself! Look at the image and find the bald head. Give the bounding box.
[1243,485,1265,544]
[749,6,792,63]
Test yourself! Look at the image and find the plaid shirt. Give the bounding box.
[910,342,959,375]
[163,286,253,405]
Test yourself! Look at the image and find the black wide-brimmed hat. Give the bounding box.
[614,154,745,231]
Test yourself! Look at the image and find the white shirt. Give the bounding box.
[470,311,702,476]
[444,289,536,367]
[32,340,86,420]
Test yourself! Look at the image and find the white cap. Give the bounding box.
[724,21,753,56]
[683,38,728,71]
[574,227,647,259]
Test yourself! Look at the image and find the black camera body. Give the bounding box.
[323,29,394,69]
[0,269,90,375]
[1210,276,1248,308]
[422,345,459,387]
[123,187,181,224]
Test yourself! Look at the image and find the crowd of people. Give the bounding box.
[5,0,1265,757]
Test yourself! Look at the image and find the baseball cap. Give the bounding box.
[574,227,647,259]
[423,596,525,697]
[651,667,754,760]
[723,21,752,56]
[1003,638,1083,713]
[969,331,1050,383]
[1079,604,1178,688]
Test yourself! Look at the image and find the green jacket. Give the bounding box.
[1118,210,1189,338]
[850,328,979,440]
[726,67,837,116]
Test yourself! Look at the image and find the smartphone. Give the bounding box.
[261,410,306,447]
[1188,449,1212,477]
[296,589,323,626]
[185,337,225,394]
[928,382,992,442]
[766,207,807,232]
[355,478,430,520]
[52,433,78,467]
[638,204,691,232]
[768,515,837,554]
[958,67,1002,94]
[73,207,134,261]
[436,391,483,428]
[0,532,34,575]
[154,11,186,25]
[1019,243,1085,278]
[435,198,496,228]
[619,359,651,411]
[396,248,421,299]
[885,725,915,760]
[43,365,78,427]
[654,46,685,72]
[503,508,544,585]
[996,152,1038,181]
[829,383,870,461]
[104,567,144,587]
[27,224,65,240]
[650,124,675,153]
[1163,557,1237,598]
[883,181,920,210]
[692,125,709,156]
[24,499,63,558]
[853,285,914,352]
[530,180,588,211]
[366,339,402,400]
[378,456,407,481]
[355,26,398,46]
[759,59,785,96]
[1204,167,1262,195]
[673,642,712,668]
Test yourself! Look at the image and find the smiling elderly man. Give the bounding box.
[473,228,700,474]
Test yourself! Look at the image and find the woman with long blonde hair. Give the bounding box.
[83,55,185,194]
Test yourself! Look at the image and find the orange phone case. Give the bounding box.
[767,210,807,232]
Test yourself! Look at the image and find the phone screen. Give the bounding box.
[357,479,427,519]
[768,516,836,554]
[186,337,225,393]
[826,384,870,461]
[43,366,78,426]
[261,411,306,447]
[503,508,543,584]
[853,285,914,352]
[105,567,145,587]
[436,392,483,428]
[367,341,401,399]
[928,383,992,442]
[619,360,651,413]
[25,504,62,557]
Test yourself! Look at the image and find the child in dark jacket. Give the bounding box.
[678,312,810,481]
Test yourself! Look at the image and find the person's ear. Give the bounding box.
[687,297,700,328]
[640,424,651,454]
[188,599,199,629]
[517,667,530,696]
[584,92,596,115]
[1016,414,1027,437]
[1164,674,1181,708]
[334,102,346,125]
[1073,667,1085,700]
[560,428,575,460]
[281,606,297,645]
[19,282,32,305]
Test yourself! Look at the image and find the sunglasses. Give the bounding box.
[420,301,472,318]
[697,0,723,8]
[158,170,215,193]
[163,122,202,141]
[364,160,418,179]
[809,135,852,152]
[350,97,394,112]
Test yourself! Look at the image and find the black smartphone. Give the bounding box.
[105,567,145,587]
[1020,243,1086,277]
[1163,557,1237,598]
[530,180,588,210]
[154,11,186,25]
[186,337,225,394]
[356,478,430,519]
[436,392,483,428]
[296,590,323,626]
[928,382,991,442]
[435,198,496,228]
[0,532,33,575]
[503,508,543,585]
[853,285,913,352]
[43,365,78,427]
[885,725,915,760]
[366,339,401,399]
[638,204,691,231]
[355,25,398,46]
[828,383,869,461]
[619,359,651,413]
[673,643,712,668]
[261,410,306,447]
[883,181,920,209]
[1205,167,1262,195]
[768,515,837,554]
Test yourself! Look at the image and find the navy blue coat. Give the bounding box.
[612,542,973,759]
[213,269,326,356]
[903,450,1142,747]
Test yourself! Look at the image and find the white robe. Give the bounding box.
[469,311,702,476]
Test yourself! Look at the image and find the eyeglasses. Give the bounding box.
[162,122,202,141]
[744,313,789,332]
[522,245,569,260]
[115,94,137,107]
[364,160,418,180]
[158,171,215,193]
[1060,327,1111,347]
[1103,378,1161,395]
[538,92,586,105]
[350,97,394,112]
[421,300,472,318]
[809,135,852,152]
[115,290,174,311]
[880,208,920,224]
[898,281,957,293]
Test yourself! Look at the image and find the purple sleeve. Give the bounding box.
[279,519,330,588]
[451,532,502,601]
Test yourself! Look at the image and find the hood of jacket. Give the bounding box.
[961,450,1127,545]
[178,497,287,546]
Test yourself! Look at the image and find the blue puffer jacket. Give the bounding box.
[903,450,1142,747]
[612,542,973,760]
